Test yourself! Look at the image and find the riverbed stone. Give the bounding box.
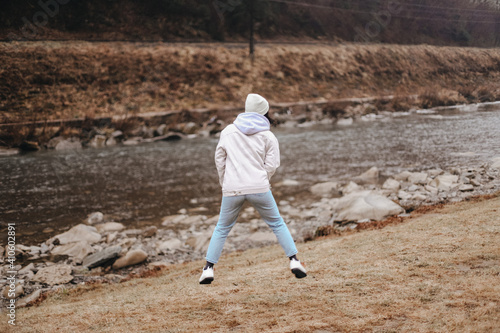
[82,245,122,268]
[394,171,412,181]
[161,214,188,226]
[95,222,125,233]
[408,172,428,185]
[333,191,404,222]
[156,239,183,253]
[17,289,43,308]
[90,135,106,148]
[32,264,73,285]
[86,212,104,225]
[51,224,101,245]
[55,138,82,151]
[143,226,158,237]
[429,174,459,191]
[51,241,93,262]
[112,249,148,269]
[18,263,35,276]
[354,167,379,184]
[186,231,212,252]
[310,181,340,197]
[382,178,400,192]
[491,157,500,169]
[343,181,361,194]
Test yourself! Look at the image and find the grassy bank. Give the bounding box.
[3,194,499,332]
[2,42,500,125]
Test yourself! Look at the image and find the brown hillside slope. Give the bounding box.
[3,194,499,332]
[2,42,500,124]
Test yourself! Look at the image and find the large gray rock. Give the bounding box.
[51,241,93,262]
[51,224,101,245]
[32,264,73,285]
[112,249,148,269]
[310,182,340,197]
[333,191,404,222]
[82,245,122,268]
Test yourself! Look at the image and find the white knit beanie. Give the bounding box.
[245,93,269,115]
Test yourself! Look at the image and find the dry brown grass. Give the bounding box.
[2,42,500,123]
[2,194,499,332]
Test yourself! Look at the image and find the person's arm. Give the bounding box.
[214,139,227,187]
[264,134,281,180]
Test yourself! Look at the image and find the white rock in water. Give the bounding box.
[90,135,106,148]
[32,264,73,285]
[382,178,400,192]
[51,224,101,245]
[112,249,148,269]
[2,283,24,299]
[87,212,104,225]
[429,174,459,192]
[333,191,404,222]
[95,222,125,233]
[398,190,412,200]
[355,167,379,184]
[337,117,353,126]
[55,138,82,151]
[310,181,340,197]
[408,172,428,185]
[51,241,93,262]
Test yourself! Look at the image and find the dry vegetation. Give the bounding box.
[2,194,499,332]
[2,41,500,124]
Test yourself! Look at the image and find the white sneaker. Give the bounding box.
[199,267,214,284]
[290,259,307,279]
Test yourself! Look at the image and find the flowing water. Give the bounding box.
[1,102,500,244]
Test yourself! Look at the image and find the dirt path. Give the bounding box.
[2,194,499,332]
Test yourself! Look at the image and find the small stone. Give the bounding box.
[382,178,400,192]
[32,264,73,285]
[50,224,101,245]
[112,249,148,269]
[157,239,183,253]
[90,135,106,148]
[55,138,82,151]
[459,184,474,192]
[143,226,157,237]
[17,289,43,308]
[394,171,412,181]
[95,222,125,233]
[310,181,340,197]
[86,212,104,225]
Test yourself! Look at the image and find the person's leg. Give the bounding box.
[246,191,298,258]
[205,195,246,265]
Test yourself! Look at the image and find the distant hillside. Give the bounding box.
[1,0,499,46]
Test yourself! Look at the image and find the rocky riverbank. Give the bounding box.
[1,158,499,309]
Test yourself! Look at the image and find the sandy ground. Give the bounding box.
[1,194,499,332]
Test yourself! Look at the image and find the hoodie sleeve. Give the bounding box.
[264,134,281,180]
[214,138,227,187]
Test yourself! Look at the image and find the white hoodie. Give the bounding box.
[215,112,280,196]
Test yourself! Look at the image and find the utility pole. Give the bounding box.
[249,0,255,61]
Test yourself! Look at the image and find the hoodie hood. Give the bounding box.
[233,113,270,135]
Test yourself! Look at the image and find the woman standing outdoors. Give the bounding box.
[199,93,307,284]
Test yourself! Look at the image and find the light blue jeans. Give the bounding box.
[205,190,298,264]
